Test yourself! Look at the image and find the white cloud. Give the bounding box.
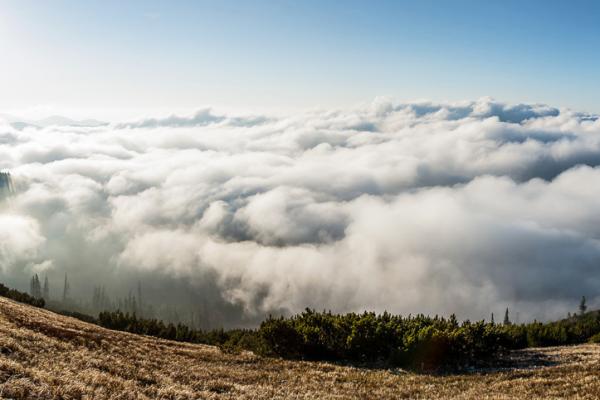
[0,214,46,274]
[1,98,600,322]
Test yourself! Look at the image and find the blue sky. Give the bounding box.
[2,0,599,115]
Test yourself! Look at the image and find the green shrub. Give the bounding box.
[588,333,600,343]
[6,272,592,372]
[69,306,600,371]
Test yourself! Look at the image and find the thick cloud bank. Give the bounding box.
[1,98,600,323]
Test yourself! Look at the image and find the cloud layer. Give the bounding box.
[1,98,600,323]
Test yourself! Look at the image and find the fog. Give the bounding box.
[1,98,599,326]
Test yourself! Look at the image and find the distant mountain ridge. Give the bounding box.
[35,115,108,128]
[0,113,107,129]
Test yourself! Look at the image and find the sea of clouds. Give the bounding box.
[1,97,600,323]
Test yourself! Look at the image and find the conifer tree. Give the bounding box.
[579,296,587,315]
[43,276,49,300]
[92,286,99,310]
[101,286,108,310]
[62,273,70,303]
[131,295,137,315]
[503,308,510,325]
[30,274,42,298]
[137,281,143,317]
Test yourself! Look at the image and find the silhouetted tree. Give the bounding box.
[43,276,49,300]
[490,313,494,324]
[503,308,510,325]
[62,273,70,303]
[92,286,100,310]
[137,281,143,317]
[579,296,587,315]
[91,285,113,312]
[29,274,42,298]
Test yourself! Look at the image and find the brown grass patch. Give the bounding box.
[0,297,599,399]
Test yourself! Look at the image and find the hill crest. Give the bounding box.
[0,297,600,399]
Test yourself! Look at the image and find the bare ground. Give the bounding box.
[0,297,599,399]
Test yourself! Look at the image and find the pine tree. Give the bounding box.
[503,308,510,325]
[100,286,108,310]
[127,291,134,313]
[62,273,70,303]
[30,274,42,298]
[92,286,99,310]
[137,281,143,317]
[43,276,49,300]
[579,296,587,315]
[490,313,494,324]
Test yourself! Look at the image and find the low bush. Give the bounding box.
[79,308,600,370]
[256,309,600,370]
[4,280,599,371]
[256,310,508,370]
[587,332,600,343]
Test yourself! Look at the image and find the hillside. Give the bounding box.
[0,297,599,399]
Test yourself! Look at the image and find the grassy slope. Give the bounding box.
[0,297,599,399]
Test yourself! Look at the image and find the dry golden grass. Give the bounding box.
[0,297,599,399]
